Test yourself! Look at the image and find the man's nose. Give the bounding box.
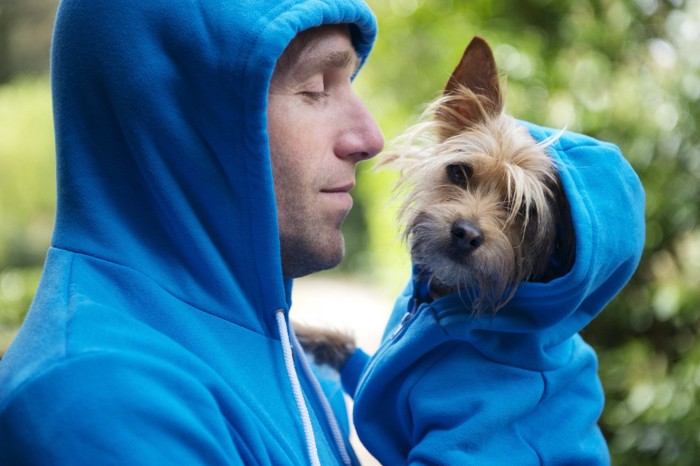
[335,93,385,162]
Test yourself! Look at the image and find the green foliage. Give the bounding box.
[1,0,699,463]
[0,77,54,339]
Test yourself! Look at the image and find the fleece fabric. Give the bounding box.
[0,0,376,464]
[346,123,646,465]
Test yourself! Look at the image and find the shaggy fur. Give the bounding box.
[293,322,356,369]
[384,37,571,312]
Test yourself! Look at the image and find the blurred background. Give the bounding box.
[1,0,699,464]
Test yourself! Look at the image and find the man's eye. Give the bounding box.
[300,91,330,102]
[446,163,473,187]
[519,202,538,218]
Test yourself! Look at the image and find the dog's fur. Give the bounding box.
[296,36,575,370]
[386,36,575,310]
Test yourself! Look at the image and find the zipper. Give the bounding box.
[356,298,424,392]
[390,297,421,339]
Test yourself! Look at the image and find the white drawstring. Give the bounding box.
[275,310,321,466]
[290,326,353,466]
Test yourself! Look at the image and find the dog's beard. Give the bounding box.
[409,209,526,313]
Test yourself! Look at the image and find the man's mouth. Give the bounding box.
[321,182,355,194]
[321,182,354,211]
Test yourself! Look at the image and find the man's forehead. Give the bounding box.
[296,46,360,75]
[274,25,361,78]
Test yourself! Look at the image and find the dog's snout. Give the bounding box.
[451,220,484,254]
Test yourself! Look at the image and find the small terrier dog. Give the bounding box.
[296,36,574,367]
[387,36,575,312]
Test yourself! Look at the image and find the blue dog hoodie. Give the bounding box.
[0,1,377,464]
[345,123,645,465]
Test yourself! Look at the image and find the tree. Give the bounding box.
[0,0,58,83]
[0,0,17,83]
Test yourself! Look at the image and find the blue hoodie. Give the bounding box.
[344,123,645,465]
[0,1,376,464]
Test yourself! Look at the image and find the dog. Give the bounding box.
[296,36,575,370]
[385,35,575,312]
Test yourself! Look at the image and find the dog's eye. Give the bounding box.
[446,164,472,188]
[518,202,538,218]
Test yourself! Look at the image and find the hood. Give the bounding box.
[391,122,645,369]
[49,0,377,336]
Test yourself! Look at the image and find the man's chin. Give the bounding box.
[281,236,345,279]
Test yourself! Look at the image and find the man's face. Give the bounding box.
[267,25,384,278]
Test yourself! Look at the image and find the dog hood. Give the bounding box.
[382,122,645,369]
[348,124,644,464]
[0,1,376,464]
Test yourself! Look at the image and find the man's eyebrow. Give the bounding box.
[321,50,361,71]
[297,48,361,77]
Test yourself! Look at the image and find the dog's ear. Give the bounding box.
[437,36,503,136]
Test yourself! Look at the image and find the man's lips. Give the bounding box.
[321,182,355,194]
[321,182,355,212]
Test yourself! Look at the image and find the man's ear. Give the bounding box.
[436,36,503,134]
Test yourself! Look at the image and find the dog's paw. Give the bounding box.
[293,322,356,372]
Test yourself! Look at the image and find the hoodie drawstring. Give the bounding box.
[290,326,352,466]
[276,309,321,466]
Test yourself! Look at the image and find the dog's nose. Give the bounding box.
[451,220,484,254]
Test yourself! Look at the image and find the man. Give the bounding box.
[268,24,384,279]
[0,0,382,464]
